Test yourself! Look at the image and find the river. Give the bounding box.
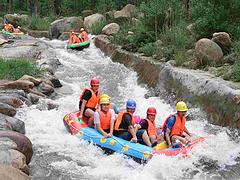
[17,38,240,180]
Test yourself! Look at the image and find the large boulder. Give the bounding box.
[0,37,8,45]
[0,80,34,91]
[36,81,54,96]
[19,75,41,86]
[0,131,33,165]
[4,14,29,27]
[84,13,106,33]
[0,165,30,180]
[27,30,49,38]
[195,38,223,65]
[212,32,231,55]
[49,17,84,39]
[0,113,25,134]
[114,4,136,22]
[81,10,93,18]
[0,102,16,117]
[0,95,23,108]
[101,23,120,35]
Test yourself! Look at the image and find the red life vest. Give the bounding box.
[162,114,186,136]
[145,119,157,137]
[80,87,100,109]
[114,112,134,131]
[98,110,112,130]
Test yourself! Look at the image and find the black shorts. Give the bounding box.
[114,129,146,145]
[79,101,96,118]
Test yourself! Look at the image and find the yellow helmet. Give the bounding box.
[80,28,84,31]
[100,97,110,105]
[176,101,188,111]
[101,94,110,100]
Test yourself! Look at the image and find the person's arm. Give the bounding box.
[108,109,115,137]
[184,126,191,136]
[165,128,172,147]
[79,90,92,118]
[165,116,176,147]
[79,100,87,119]
[129,125,137,143]
[96,124,108,137]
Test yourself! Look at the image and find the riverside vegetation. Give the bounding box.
[1,0,240,81]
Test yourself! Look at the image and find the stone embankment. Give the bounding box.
[0,33,62,179]
[95,35,240,129]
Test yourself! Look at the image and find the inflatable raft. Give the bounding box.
[63,111,205,161]
[1,29,24,35]
[66,41,90,50]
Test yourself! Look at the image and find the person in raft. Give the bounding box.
[113,99,154,147]
[68,31,82,44]
[79,78,101,127]
[134,107,161,147]
[162,101,192,147]
[101,94,120,115]
[94,96,116,138]
[79,27,89,42]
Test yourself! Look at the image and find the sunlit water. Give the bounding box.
[16,38,240,180]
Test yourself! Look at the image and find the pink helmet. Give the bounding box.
[90,79,100,86]
[147,107,157,115]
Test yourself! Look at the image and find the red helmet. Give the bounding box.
[147,107,157,115]
[90,79,100,86]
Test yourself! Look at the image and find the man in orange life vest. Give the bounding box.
[134,107,160,146]
[162,101,192,147]
[94,96,116,137]
[114,99,153,147]
[79,79,100,127]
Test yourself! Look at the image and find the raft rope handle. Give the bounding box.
[67,120,151,158]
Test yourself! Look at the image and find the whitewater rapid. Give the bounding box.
[17,38,240,180]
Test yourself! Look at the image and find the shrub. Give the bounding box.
[138,42,156,56]
[91,20,108,35]
[28,16,51,30]
[0,58,41,80]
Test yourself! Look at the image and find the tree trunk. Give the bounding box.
[29,0,39,16]
[34,0,39,15]
[54,0,61,15]
[8,0,13,14]
[184,0,191,19]
[18,0,25,11]
[91,0,96,10]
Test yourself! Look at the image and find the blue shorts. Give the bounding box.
[118,129,145,143]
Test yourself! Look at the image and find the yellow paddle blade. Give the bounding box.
[154,141,169,150]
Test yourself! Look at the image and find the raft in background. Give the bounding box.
[63,111,206,161]
[1,29,24,36]
[66,41,90,50]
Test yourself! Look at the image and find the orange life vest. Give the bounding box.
[98,110,112,130]
[162,114,186,136]
[114,112,134,131]
[145,119,157,137]
[4,24,14,32]
[80,87,100,109]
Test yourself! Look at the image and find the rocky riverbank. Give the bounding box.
[0,33,62,179]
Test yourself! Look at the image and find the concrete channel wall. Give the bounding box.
[94,35,240,129]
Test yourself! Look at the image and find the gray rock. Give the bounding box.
[0,95,23,108]
[0,102,16,117]
[0,113,25,134]
[49,17,84,39]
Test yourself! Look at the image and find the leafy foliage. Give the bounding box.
[191,0,240,39]
[0,58,41,80]
[91,20,108,35]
